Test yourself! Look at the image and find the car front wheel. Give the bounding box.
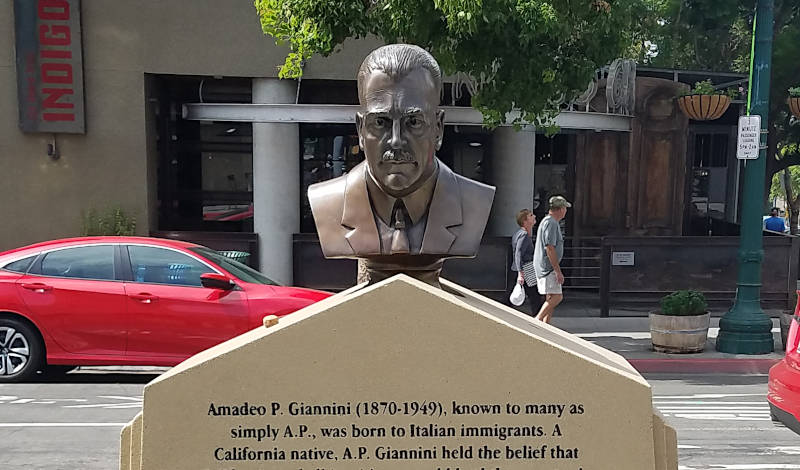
[0,318,43,383]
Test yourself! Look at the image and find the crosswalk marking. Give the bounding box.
[655,393,763,399]
[654,393,772,421]
[680,466,800,469]
[0,395,141,409]
[659,406,768,410]
[0,423,127,427]
[771,447,800,455]
[654,401,770,405]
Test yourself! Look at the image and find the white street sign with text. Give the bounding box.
[737,115,761,160]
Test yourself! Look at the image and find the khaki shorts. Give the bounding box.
[537,271,562,295]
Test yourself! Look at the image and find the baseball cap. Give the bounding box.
[549,195,572,208]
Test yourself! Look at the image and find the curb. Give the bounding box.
[628,358,781,374]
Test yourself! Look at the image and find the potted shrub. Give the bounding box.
[82,207,137,236]
[789,86,800,119]
[650,290,711,353]
[677,80,736,121]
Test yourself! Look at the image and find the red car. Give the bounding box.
[768,300,800,435]
[0,237,330,382]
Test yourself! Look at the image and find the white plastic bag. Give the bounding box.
[509,282,525,306]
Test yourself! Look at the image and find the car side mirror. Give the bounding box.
[200,273,236,290]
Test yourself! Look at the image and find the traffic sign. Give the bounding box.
[737,115,761,160]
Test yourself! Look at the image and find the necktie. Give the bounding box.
[390,200,410,254]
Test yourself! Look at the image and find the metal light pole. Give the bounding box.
[716,0,775,354]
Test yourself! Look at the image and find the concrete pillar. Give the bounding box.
[488,127,536,236]
[252,78,299,284]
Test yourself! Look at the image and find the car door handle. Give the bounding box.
[21,283,53,293]
[129,293,159,304]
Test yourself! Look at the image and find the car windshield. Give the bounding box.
[189,247,279,286]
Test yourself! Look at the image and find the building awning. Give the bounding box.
[182,103,632,132]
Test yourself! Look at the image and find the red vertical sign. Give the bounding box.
[15,0,86,134]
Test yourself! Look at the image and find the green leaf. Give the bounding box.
[253,0,648,126]
[660,290,708,316]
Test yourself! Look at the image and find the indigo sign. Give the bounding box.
[15,0,85,134]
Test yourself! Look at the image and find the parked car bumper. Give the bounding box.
[768,360,800,435]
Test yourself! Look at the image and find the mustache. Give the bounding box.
[381,150,416,163]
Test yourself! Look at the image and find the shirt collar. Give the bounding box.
[365,160,439,226]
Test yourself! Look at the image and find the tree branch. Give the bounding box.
[775,0,794,30]
[775,153,800,173]
[784,168,795,204]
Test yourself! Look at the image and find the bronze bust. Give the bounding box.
[308,44,495,285]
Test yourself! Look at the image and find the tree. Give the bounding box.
[638,0,800,211]
[254,0,647,127]
[635,0,754,72]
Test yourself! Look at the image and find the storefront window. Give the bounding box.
[534,133,572,231]
[300,124,363,233]
[153,75,254,232]
[298,124,491,234]
[199,121,253,226]
[687,130,736,235]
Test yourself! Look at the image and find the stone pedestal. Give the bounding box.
[121,275,677,469]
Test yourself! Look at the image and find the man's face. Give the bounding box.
[552,207,568,220]
[356,68,444,198]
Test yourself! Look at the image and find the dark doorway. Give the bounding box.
[150,75,254,233]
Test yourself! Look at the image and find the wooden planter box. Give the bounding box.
[677,95,731,121]
[789,97,800,119]
[649,312,711,353]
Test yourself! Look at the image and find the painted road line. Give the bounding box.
[670,415,770,420]
[770,447,800,455]
[658,406,769,410]
[679,465,800,469]
[654,401,769,405]
[64,403,142,409]
[97,395,143,401]
[0,423,127,427]
[577,332,651,339]
[665,411,772,414]
[0,396,87,404]
[655,394,772,421]
[576,327,780,339]
[662,413,770,416]
[0,395,142,409]
[655,394,764,399]
[631,358,780,374]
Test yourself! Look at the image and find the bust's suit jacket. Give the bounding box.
[308,159,495,258]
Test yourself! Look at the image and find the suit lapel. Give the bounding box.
[341,162,381,254]
[420,162,461,254]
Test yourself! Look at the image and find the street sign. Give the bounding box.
[612,251,635,266]
[14,0,86,134]
[736,115,761,160]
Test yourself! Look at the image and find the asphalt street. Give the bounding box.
[0,370,797,470]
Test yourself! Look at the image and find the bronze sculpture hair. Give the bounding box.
[356,44,442,105]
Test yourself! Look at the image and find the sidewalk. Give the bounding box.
[75,298,787,377]
[78,315,786,378]
[551,315,785,375]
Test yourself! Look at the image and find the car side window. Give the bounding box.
[2,255,37,274]
[39,246,116,280]
[127,246,214,287]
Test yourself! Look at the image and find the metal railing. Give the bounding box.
[561,237,603,292]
